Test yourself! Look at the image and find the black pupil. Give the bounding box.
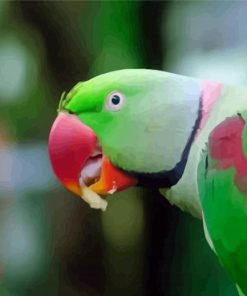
[111,95,120,105]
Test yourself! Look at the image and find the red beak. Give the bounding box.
[48,112,137,197]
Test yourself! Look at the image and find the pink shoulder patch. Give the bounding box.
[209,116,247,193]
[198,81,223,133]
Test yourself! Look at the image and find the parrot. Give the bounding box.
[48,69,247,295]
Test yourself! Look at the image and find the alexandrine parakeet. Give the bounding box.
[48,69,247,295]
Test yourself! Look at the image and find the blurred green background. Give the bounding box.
[0,1,245,295]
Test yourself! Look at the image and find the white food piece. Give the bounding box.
[80,186,108,211]
[107,181,117,194]
[107,188,117,194]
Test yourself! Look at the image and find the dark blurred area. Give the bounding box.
[0,1,244,295]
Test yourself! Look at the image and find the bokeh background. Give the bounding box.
[0,1,245,295]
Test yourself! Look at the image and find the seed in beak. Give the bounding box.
[80,186,108,211]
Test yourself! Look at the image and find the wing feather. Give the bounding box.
[198,113,247,295]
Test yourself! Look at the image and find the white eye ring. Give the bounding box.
[105,91,125,112]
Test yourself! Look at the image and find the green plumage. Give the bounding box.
[63,69,200,174]
[198,113,247,295]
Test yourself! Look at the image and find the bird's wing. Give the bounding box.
[197,112,247,296]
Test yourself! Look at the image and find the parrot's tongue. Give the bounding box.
[79,155,103,187]
[48,112,137,210]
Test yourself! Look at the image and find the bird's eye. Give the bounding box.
[105,91,125,111]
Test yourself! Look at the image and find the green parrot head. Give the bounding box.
[48,69,201,200]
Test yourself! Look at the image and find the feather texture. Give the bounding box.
[198,113,247,295]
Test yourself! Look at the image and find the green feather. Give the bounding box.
[198,114,247,295]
